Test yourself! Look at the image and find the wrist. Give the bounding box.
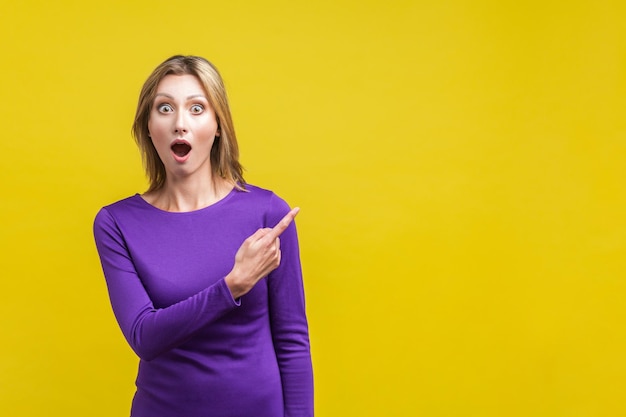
[225,270,247,299]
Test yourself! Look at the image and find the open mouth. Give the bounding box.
[171,142,192,157]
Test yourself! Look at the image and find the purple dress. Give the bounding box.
[93,185,313,417]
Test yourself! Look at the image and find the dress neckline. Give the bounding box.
[134,186,238,215]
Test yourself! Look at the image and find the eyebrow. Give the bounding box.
[155,93,208,100]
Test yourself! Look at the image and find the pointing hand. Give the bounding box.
[225,208,300,299]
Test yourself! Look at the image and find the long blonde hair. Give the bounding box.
[132,55,245,192]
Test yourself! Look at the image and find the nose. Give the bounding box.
[174,111,188,135]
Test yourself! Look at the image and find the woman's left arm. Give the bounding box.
[267,194,314,417]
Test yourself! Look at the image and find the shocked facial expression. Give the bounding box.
[148,74,219,181]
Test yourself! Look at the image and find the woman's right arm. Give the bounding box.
[93,208,240,361]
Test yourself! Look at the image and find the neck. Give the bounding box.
[144,173,233,212]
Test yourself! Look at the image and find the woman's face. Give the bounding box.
[148,74,219,181]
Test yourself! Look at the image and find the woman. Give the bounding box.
[93,55,313,417]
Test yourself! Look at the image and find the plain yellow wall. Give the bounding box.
[1,1,625,416]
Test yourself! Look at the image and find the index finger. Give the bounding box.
[266,207,300,240]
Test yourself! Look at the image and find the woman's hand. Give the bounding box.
[225,208,300,299]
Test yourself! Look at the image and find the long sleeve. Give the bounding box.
[93,188,313,417]
[266,195,314,417]
[93,207,240,361]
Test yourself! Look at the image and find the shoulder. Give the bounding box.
[100,194,145,212]
[238,184,286,206]
[236,184,292,225]
[93,194,146,229]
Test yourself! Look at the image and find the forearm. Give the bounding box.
[276,337,314,416]
[94,208,240,361]
[120,278,239,361]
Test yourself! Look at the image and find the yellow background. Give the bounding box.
[1,1,625,416]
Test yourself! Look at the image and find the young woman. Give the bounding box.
[93,55,313,417]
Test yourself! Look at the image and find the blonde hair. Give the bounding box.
[132,55,245,192]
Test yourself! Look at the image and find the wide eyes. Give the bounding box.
[156,103,205,114]
[190,104,204,114]
[157,103,174,113]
